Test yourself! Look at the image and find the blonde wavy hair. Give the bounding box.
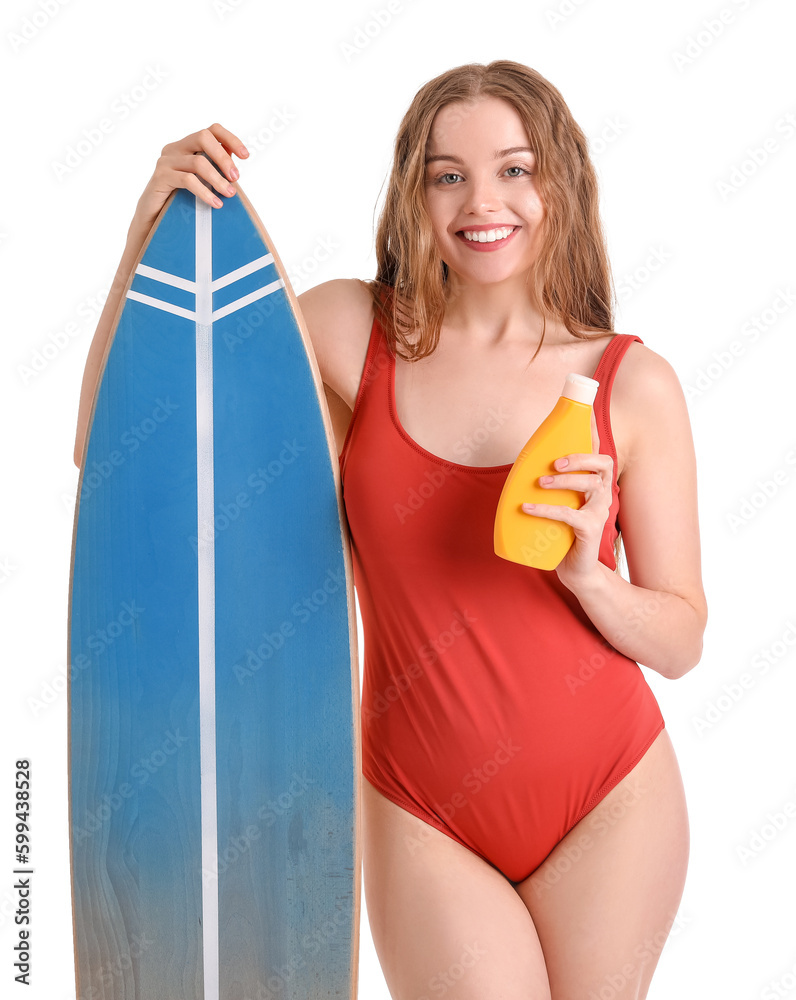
[366,59,616,363]
[366,60,625,572]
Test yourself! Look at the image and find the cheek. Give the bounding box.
[526,188,545,220]
[423,196,455,249]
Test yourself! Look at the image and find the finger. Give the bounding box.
[183,149,239,198]
[539,472,603,493]
[163,152,235,201]
[551,452,613,474]
[520,502,578,524]
[178,170,231,209]
[192,124,248,183]
[205,122,249,160]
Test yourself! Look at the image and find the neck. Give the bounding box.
[442,272,563,348]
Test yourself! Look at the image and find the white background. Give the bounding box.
[2,0,795,997]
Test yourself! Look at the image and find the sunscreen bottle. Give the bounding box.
[493,373,599,570]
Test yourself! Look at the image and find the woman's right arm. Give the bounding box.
[72,124,249,469]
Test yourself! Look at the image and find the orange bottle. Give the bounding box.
[493,372,599,570]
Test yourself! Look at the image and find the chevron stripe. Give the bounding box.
[136,263,197,292]
[211,278,284,322]
[126,290,197,322]
[211,253,274,291]
[127,269,282,324]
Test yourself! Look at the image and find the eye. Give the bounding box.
[505,165,532,177]
[434,172,462,185]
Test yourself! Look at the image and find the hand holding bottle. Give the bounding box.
[494,372,606,572]
[525,410,615,588]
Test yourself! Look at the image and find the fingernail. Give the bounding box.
[540,476,553,485]
[522,503,536,511]
[230,167,239,180]
[557,458,569,468]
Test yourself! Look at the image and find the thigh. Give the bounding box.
[514,729,690,1000]
[361,775,552,1000]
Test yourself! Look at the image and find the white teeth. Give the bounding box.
[462,227,515,243]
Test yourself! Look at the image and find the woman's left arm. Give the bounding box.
[527,344,708,680]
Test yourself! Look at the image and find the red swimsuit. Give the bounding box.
[339,307,665,884]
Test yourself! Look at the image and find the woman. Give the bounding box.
[74,61,707,999]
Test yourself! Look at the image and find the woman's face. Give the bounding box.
[423,96,545,288]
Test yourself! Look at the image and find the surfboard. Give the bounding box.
[67,167,361,999]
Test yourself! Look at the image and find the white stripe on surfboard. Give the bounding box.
[126,289,197,322]
[135,262,197,292]
[211,277,285,321]
[126,271,282,323]
[133,251,274,296]
[211,252,274,290]
[195,197,220,1000]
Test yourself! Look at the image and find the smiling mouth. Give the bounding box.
[457,226,517,243]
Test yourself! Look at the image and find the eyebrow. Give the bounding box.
[424,146,535,165]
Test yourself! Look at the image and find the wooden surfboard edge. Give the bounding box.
[66,188,178,1000]
[232,180,363,997]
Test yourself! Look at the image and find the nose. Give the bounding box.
[461,173,502,215]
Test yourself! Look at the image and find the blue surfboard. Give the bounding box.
[68,173,361,999]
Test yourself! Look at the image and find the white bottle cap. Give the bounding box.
[561,372,599,405]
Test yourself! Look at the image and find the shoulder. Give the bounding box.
[611,339,691,467]
[612,339,685,407]
[297,278,376,405]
